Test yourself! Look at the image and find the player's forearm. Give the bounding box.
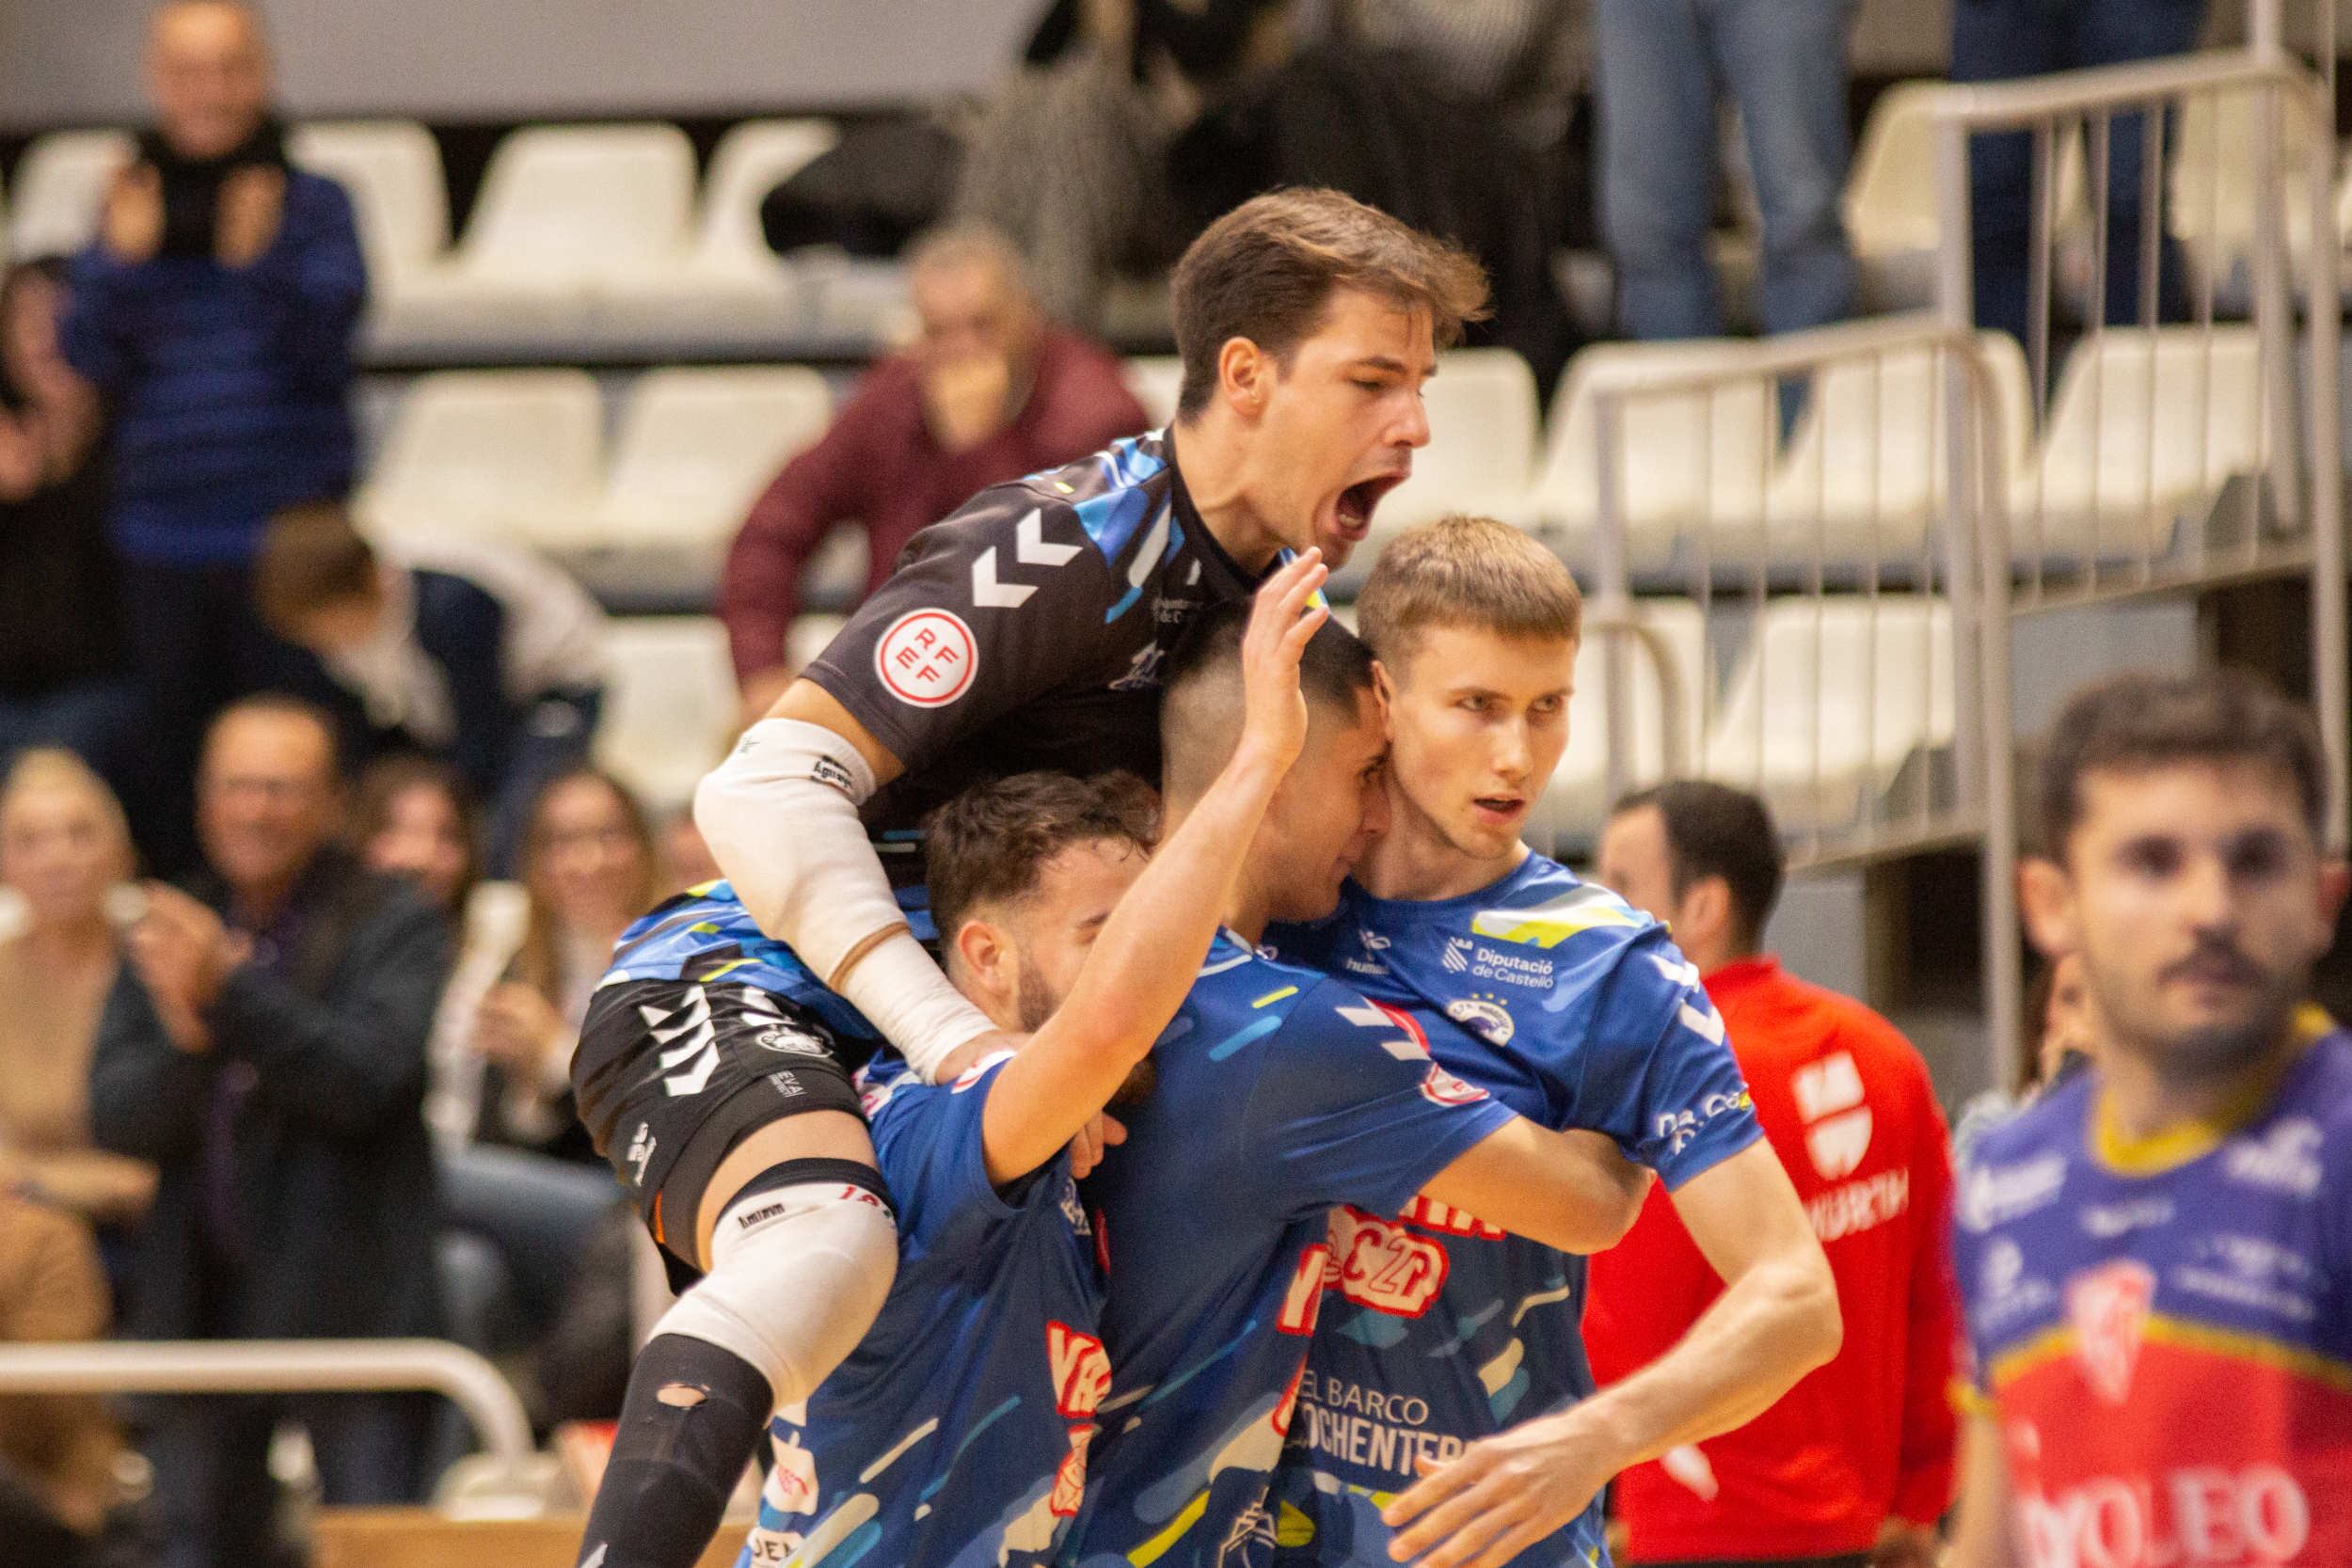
[1567,1246,1840,1466]
[1948,1414,2018,1568]
[985,745,1287,1182]
[696,700,993,1081]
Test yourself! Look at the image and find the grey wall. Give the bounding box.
[0,0,1038,129]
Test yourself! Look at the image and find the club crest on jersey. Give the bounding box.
[2066,1260,2154,1403]
[1444,996,1515,1046]
[874,609,977,707]
[1421,1062,1488,1107]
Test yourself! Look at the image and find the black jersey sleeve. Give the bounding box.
[803,480,1130,773]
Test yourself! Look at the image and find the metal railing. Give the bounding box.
[1564,313,2011,863]
[0,1338,538,1485]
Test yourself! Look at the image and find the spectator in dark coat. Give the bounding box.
[254,501,609,876]
[90,696,448,1568]
[61,0,365,873]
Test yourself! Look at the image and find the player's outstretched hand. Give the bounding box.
[1065,1111,1127,1179]
[1235,548,1328,776]
[1380,1407,1614,1568]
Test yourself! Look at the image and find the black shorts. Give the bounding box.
[573,971,872,1268]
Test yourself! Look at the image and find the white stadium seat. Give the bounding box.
[1532,597,1708,846]
[373,123,697,353]
[1527,341,1777,571]
[2009,325,2266,559]
[289,120,451,299]
[592,366,833,551]
[596,617,741,813]
[1698,595,1955,832]
[7,129,132,261]
[1765,331,2033,563]
[598,119,839,341]
[353,369,605,548]
[1845,84,2085,311]
[1122,356,1183,430]
[2169,84,2326,289]
[1375,348,1544,535]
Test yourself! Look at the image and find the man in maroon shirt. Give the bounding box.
[718,225,1149,705]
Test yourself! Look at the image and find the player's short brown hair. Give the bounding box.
[252,499,378,635]
[1170,188,1489,418]
[1356,515,1582,673]
[2036,669,2328,856]
[925,771,1161,944]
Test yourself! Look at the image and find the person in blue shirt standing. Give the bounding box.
[1264,516,1841,1568]
[1061,601,1662,1568]
[62,0,366,871]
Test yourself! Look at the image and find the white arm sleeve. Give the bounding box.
[692,718,993,1080]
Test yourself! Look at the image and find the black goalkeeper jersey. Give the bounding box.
[804,427,1270,858]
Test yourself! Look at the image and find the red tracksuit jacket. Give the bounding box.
[1583,956,1958,1562]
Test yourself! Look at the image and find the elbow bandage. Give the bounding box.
[693,718,993,1080]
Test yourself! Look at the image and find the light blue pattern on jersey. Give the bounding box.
[1059,934,1518,1568]
[740,1054,1108,1568]
[1261,856,1761,1568]
[596,879,892,1047]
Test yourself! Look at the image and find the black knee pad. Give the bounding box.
[574,1334,775,1568]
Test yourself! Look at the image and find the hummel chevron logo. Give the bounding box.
[644,986,720,1097]
[972,510,1082,609]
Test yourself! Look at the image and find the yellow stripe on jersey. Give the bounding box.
[1470,892,1645,950]
[1985,1313,2352,1398]
[2091,1027,2317,1175]
[1128,1489,1212,1567]
[1252,985,1299,1008]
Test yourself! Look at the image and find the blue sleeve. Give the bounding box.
[871,1060,1058,1269]
[62,242,150,394]
[1238,978,1517,1221]
[1561,929,1763,1189]
[235,173,365,384]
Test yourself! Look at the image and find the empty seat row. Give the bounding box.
[1142,325,2265,577]
[1532,594,1958,846]
[2,119,883,357]
[355,365,832,582]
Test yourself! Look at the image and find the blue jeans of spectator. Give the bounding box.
[438,1141,619,1347]
[146,1389,433,1568]
[1596,0,1858,340]
[485,687,604,879]
[1951,0,2206,348]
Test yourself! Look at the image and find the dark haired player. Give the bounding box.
[1951,671,2352,1568]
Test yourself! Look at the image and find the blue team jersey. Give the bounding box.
[1060,934,1518,1568]
[1950,1027,2352,1567]
[741,1053,1109,1568]
[1261,856,1763,1568]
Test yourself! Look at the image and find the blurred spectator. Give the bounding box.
[1951,951,2098,1164]
[0,261,134,786]
[62,0,364,872]
[0,752,156,1237]
[1593,0,1856,340]
[0,1190,122,1567]
[718,227,1146,703]
[466,769,658,1164]
[1327,0,1582,166]
[1586,782,1954,1568]
[90,697,446,1568]
[660,808,722,895]
[348,756,624,1428]
[1954,0,2201,348]
[961,0,1289,329]
[254,501,609,876]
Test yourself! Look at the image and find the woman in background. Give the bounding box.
[0,749,155,1233]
